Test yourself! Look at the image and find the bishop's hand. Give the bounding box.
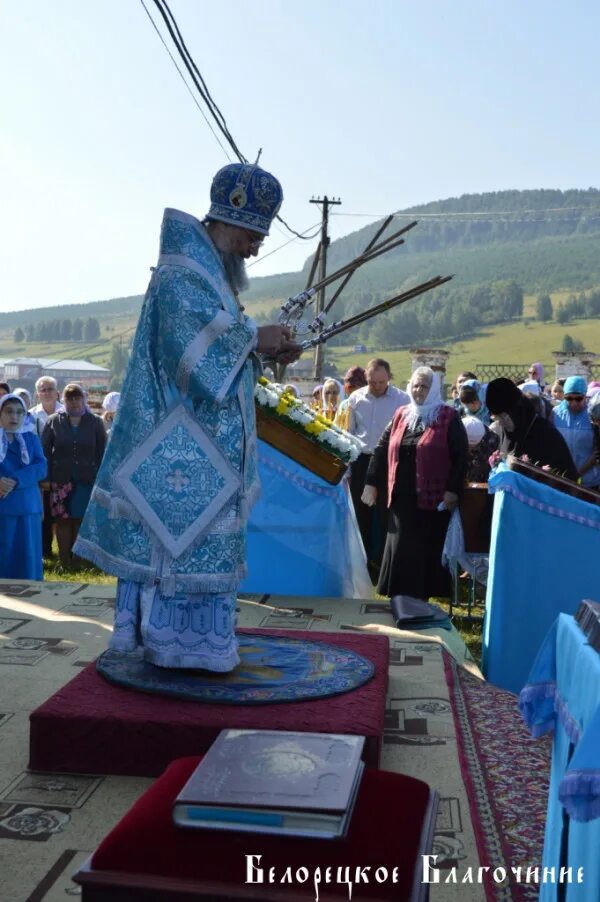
[257,325,302,363]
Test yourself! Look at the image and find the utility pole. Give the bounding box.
[309,194,341,383]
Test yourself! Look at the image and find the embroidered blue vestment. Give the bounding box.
[74,209,260,597]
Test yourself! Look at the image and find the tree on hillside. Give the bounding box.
[13,327,24,343]
[536,293,553,322]
[556,305,571,325]
[496,280,523,320]
[561,334,584,353]
[73,318,83,341]
[83,317,101,342]
[61,319,73,341]
[109,341,129,390]
[589,291,600,316]
[25,324,35,342]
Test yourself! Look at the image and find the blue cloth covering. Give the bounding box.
[482,463,600,693]
[519,614,600,900]
[239,441,372,599]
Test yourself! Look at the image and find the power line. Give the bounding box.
[246,221,322,268]
[147,0,246,162]
[139,0,232,161]
[139,0,316,240]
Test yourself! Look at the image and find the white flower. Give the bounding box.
[255,386,269,406]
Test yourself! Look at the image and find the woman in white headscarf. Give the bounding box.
[362,367,468,600]
[0,393,48,579]
[321,378,345,420]
[101,391,121,436]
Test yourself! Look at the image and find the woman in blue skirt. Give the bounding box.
[0,393,48,580]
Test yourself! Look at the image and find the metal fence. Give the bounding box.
[475,363,541,383]
[476,363,600,383]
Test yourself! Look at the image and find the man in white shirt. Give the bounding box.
[347,358,409,578]
[29,376,64,558]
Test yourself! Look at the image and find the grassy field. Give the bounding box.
[328,307,600,384]
[3,289,598,392]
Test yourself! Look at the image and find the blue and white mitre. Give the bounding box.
[208,163,283,236]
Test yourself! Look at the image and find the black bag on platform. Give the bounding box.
[390,595,451,631]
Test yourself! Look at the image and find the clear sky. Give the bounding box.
[2,0,599,313]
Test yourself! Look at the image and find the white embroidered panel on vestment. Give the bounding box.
[114,404,241,559]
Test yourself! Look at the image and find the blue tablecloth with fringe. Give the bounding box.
[519,614,600,901]
[240,441,372,599]
[482,464,600,693]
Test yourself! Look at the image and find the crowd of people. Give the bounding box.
[0,378,119,578]
[302,360,600,599]
[2,359,600,600]
[2,350,600,604]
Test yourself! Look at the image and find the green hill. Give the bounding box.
[2,188,600,369]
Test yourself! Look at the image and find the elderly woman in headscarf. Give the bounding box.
[0,393,48,579]
[551,375,600,488]
[361,366,468,600]
[486,378,577,479]
[41,383,107,570]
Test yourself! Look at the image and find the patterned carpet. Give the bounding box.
[444,653,551,902]
[0,578,551,902]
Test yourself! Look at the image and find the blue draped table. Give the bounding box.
[519,614,600,900]
[482,465,600,693]
[240,440,372,598]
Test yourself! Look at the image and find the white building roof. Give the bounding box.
[2,357,109,373]
[45,359,110,373]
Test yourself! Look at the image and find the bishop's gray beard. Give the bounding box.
[220,252,249,294]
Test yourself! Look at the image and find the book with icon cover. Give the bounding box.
[172,729,365,838]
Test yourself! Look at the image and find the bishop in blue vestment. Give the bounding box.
[74,163,300,670]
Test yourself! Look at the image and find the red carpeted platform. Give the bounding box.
[74,756,438,901]
[29,630,388,777]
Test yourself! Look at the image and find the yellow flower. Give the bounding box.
[305,420,325,435]
[258,376,269,386]
[276,399,290,415]
[316,413,334,426]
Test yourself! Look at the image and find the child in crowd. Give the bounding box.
[0,394,48,579]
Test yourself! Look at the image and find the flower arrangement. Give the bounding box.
[254,377,363,464]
